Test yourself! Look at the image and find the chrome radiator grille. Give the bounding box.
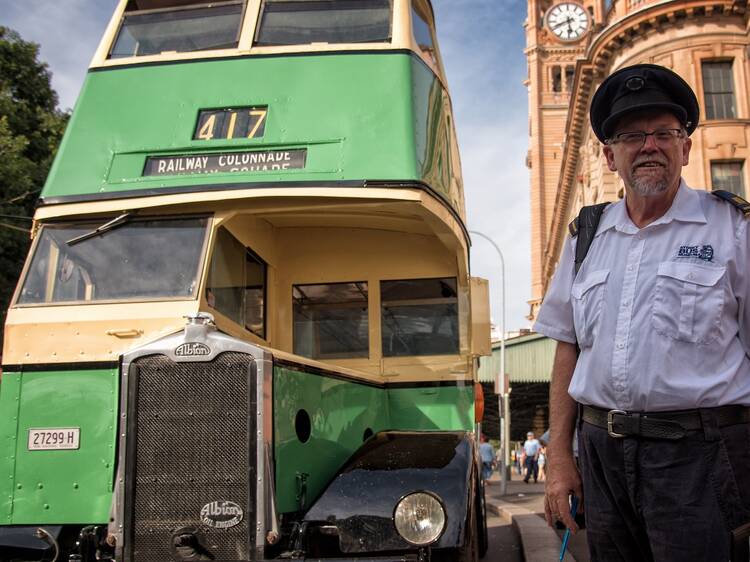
[125,352,256,562]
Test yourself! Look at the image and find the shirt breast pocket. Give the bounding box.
[651,262,726,344]
[571,269,609,348]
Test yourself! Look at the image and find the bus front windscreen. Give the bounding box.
[16,216,209,305]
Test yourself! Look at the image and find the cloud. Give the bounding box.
[0,0,117,110]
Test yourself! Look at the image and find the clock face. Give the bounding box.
[546,3,590,42]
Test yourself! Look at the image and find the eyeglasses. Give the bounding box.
[606,128,685,148]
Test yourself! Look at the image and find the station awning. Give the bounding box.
[477,332,556,384]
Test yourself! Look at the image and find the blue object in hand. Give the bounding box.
[559,495,579,561]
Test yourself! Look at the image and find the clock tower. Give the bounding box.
[526,0,603,317]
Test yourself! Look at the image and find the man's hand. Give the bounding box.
[543,340,581,531]
[544,451,583,533]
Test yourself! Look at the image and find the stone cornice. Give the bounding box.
[540,0,749,293]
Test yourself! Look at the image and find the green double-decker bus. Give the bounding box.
[0,1,493,560]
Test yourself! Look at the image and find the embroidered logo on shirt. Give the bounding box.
[677,245,714,261]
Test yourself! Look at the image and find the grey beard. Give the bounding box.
[629,175,669,196]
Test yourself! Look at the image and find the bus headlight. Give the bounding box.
[393,492,446,546]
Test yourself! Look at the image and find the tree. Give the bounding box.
[0,26,69,348]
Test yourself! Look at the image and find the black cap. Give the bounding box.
[589,64,699,143]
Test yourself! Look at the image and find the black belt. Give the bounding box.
[582,404,750,440]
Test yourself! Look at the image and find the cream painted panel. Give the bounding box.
[3,301,198,364]
[273,227,459,358]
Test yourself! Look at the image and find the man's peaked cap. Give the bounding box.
[590,64,699,143]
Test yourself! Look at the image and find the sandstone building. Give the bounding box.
[526,0,750,317]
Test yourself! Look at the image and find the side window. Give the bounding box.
[293,282,368,359]
[412,2,440,68]
[381,278,459,357]
[206,227,266,338]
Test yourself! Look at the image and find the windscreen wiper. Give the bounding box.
[66,212,132,246]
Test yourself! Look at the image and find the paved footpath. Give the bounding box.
[484,471,590,562]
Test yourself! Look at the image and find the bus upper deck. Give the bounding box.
[41,0,465,222]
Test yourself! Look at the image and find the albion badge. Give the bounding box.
[175,342,211,357]
[200,501,244,529]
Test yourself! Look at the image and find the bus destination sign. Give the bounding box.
[143,149,307,176]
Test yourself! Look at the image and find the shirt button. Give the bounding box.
[627,265,634,272]
[617,343,625,349]
[622,300,629,306]
[688,273,695,280]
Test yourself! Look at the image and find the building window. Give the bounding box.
[711,161,745,196]
[206,227,267,338]
[565,66,575,92]
[702,61,736,119]
[551,66,562,92]
[381,278,459,357]
[293,282,369,359]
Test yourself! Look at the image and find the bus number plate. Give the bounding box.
[28,428,80,450]
[194,107,268,140]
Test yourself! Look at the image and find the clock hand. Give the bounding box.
[552,17,573,30]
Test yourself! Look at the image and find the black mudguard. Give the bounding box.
[303,430,478,555]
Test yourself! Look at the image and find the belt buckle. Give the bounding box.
[607,409,627,438]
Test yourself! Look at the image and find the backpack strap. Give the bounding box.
[711,190,750,217]
[571,203,610,275]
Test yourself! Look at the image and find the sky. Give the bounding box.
[0,0,532,332]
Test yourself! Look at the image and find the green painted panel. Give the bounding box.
[410,58,456,209]
[9,369,118,524]
[44,54,419,199]
[0,373,22,523]
[387,385,474,432]
[273,366,388,514]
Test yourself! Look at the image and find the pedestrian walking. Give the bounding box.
[535,63,750,562]
[522,431,540,483]
[478,433,496,483]
[537,446,547,482]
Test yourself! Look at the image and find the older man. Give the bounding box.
[534,64,750,561]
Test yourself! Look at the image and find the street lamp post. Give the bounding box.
[468,230,508,496]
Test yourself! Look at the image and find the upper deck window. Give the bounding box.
[411,1,439,68]
[255,0,391,46]
[16,216,208,305]
[109,1,244,59]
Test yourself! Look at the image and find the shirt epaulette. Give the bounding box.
[711,190,750,217]
[568,217,579,237]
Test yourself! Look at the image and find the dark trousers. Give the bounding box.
[523,456,538,482]
[578,413,750,562]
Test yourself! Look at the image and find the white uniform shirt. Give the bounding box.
[534,181,750,411]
